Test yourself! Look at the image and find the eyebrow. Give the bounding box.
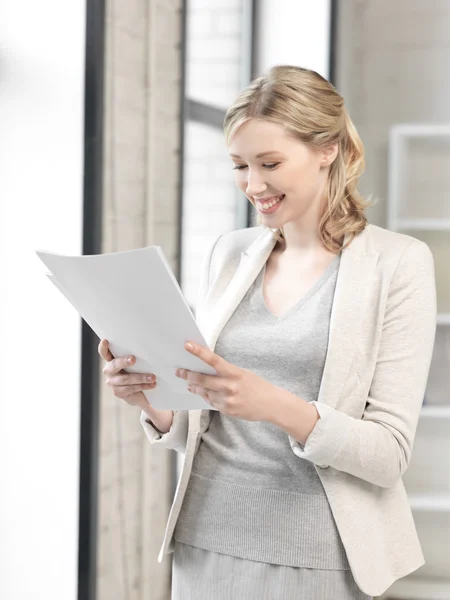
[229,151,284,159]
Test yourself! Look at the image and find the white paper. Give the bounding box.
[36,245,218,411]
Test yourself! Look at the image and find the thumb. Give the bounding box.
[98,339,114,362]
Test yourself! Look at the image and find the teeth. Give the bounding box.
[257,195,284,209]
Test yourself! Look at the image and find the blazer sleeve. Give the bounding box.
[289,239,437,488]
[140,233,224,454]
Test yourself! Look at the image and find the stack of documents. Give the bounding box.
[36,245,217,410]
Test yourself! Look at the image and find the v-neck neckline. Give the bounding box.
[257,252,341,323]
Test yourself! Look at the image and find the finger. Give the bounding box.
[186,372,229,392]
[188,384,208,401]
[113,382,157,395]
[108,373,156,386]
[103,353,135,375]
[189,384,217,405]
[98,339,114,362]
[184,342,229,374]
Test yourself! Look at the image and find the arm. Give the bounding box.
[279,239,437,488]
[140,233,224,453]
[140,407,188,454]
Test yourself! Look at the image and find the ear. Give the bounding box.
[320,143,338,167]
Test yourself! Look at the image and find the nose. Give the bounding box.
[245,169,267,197]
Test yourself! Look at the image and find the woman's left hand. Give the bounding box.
[175,342,276,422]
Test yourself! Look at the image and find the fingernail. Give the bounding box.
[147,375,154,382]
[127,356,133,364]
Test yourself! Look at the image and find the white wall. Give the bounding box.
[255,0,331,78]
[0,2,86,599]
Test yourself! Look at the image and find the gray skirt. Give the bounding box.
[171,540,372,600]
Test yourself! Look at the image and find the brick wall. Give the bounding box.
[99,1,183,599]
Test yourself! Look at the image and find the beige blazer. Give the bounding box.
[141,223,437,597]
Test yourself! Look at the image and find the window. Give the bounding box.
[180,0,254,310]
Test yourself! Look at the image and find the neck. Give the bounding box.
[276,223,324,257]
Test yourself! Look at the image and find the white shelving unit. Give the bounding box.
[381,124,450,600]
[420,405,450,418]
[409,493,450,512]
[396,218,450,231]
[437,314,450,326]
[382,579,450,600]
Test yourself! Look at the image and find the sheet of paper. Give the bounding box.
[36,245,218,411]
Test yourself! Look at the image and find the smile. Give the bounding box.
[255,194,285,214]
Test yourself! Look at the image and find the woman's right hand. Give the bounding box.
[98,339,157,407]
[98,339,174,433]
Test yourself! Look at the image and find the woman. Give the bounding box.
[100,66,437,599]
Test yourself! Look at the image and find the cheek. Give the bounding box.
[233,171,246,189]
[284,164,320,195]
[282,166,303,192]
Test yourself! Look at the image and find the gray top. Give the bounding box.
[174,251,349,569]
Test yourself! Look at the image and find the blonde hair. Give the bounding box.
[223,65,374,253]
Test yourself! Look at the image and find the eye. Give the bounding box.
[232,162,280,170]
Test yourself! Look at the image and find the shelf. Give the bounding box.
[408,494,450,512]
[386,124,450,600]
[381,577,450,599]
[391,124,450,137]
[421,405,450,418]
[396,218,450,231]
[437,314,450,325]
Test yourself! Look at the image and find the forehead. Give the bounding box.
[228,119,295,157]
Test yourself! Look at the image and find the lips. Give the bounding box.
[255,194,284,205]
[255,194,285,213]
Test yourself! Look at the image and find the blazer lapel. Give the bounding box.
[192,225,379,435]
[199,229,278,350]
[318,243,379,411]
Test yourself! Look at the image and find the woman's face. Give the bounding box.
[227,118,336,228]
